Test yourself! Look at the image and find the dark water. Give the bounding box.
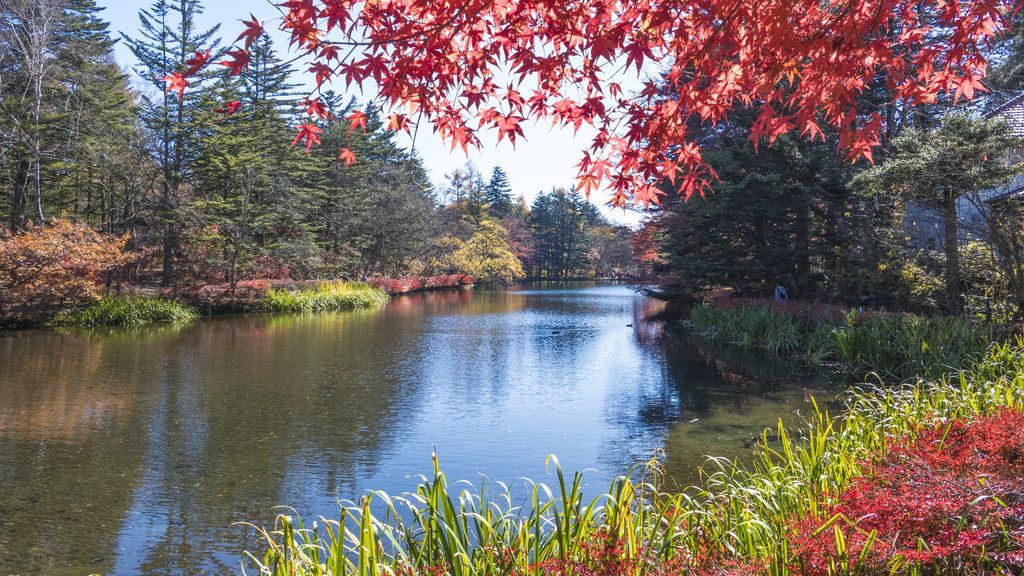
[0,284,836,575]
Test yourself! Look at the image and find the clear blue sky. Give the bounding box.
[99,0,644,226]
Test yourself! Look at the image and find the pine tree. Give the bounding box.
[123,0,220,285]
[0,0,132,230]
[528,187,603,278]
[485,166,514,218]
[314,102,438,276]
[854,114,1023,313]
[188,31,318,284]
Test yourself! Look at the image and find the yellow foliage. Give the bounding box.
[0,220,134,323]
[431,220,525,285]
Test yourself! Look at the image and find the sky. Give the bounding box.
[98,0,646,227]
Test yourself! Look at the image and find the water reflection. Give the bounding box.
[0,284,836,575]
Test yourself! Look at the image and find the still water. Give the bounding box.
[0,284,835,575]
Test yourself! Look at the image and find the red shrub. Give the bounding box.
[789,410,1024,575]
[370,275,473,294]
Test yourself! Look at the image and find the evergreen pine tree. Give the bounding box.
[485,166,514,218]
[123,0,220,285]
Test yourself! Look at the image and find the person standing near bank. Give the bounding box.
[774,282,789,302]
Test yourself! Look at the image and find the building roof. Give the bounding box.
[988,92,1024,136]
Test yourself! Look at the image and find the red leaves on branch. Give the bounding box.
[221,50,251,76]
[291,123,323,153]
[209,0,1012,202]
[183,50,211,76]
[302,97,332,120]
[388,113,410,134]
[346,110,367,135]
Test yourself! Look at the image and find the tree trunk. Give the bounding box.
[942,190,962,314]
[10,159,30,231]
[161,221,175,287]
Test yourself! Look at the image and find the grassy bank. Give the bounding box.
[246,343,1024,576]
[261,281,389,313]
[54,295,198,327]
[688,300,996,380]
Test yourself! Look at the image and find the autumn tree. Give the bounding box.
[0,219,134,324]
[180,0,1015,209]
[430,219,525,285]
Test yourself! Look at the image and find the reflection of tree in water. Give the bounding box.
[112,289,545,574]
[0,331,151,575]
[621,320,841,489]
[113,310,442,574]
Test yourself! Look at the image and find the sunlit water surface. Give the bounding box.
[0,284,837,575]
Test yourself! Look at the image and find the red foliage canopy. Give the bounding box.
[178,0,1016,207]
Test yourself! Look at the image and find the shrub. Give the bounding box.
[0,220,134,324]
[262,281,389,313]
[790,410,1024,574]
[55,295,198,327]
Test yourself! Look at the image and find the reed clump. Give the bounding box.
[246,343,1024,576]
[55,294,198,327]
[261,282,389,313]
[688,301,995,379]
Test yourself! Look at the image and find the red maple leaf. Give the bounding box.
[346,110,367,135]
[338,148,357,166]
[291,123,323,154]
[221,50,251,76]
[183,50,211,77]
[236,15,263,49]
[388,113,410,134]
[308,63,333,88]
[302,98,332,120]
[215,100,242,118]
[163,72,188,100]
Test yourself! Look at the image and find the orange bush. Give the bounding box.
[0,220,134,323]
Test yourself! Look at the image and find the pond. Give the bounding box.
[0,284,838,575]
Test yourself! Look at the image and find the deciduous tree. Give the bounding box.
[198,0,1013,207]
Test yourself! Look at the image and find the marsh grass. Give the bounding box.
[688,303,995,380]
[55,295,198,327]
[262,282,389,313]
[245,343,1024,576]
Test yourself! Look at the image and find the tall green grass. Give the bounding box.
[262,282,389,313]
[55,295,198,327]
[245,343,1024,576]
[688,304,996,380]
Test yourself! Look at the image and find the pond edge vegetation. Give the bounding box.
[54,295,200,327]
[245,342,1024,575]
[686,297,1003,380]
[53,281,392,327]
